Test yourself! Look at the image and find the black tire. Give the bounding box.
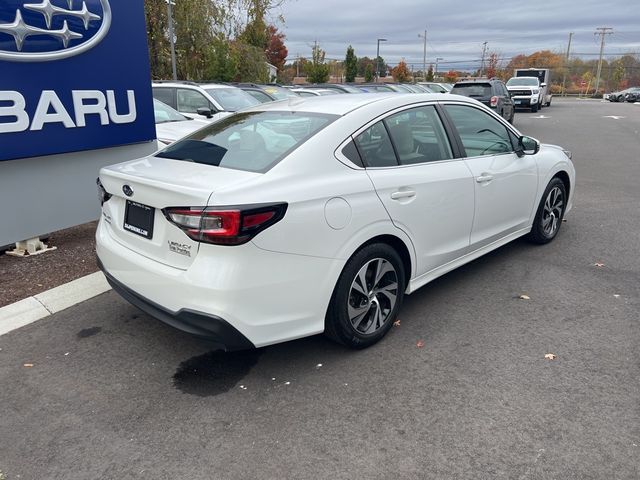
[508,109,515,124]
[527,177,567,244]
[546,96,552,107]
[325,243,405,349]
[531,103,538,113]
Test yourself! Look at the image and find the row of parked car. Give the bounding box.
[606,87,640,102]
[152,77,545,144]
[151,81,456,144]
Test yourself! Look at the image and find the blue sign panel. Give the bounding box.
[0,0,155,161]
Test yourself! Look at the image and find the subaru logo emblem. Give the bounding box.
[0,0,112,62]
[122,184,133,197]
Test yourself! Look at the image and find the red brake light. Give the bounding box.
[163,203,287,245]
[490,96,498,107]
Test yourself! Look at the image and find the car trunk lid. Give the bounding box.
[99,156,260,269]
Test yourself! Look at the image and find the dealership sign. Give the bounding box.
[0,0,155,161]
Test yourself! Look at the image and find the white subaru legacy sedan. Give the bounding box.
[96,93,575,350]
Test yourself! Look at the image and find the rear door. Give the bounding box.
[442,103,538,247]
[356,104,475,276]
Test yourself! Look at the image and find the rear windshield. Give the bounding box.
[156,111,338,173]
[452,83,492,98]
[204,88,260,111]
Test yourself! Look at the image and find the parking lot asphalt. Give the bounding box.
[1,98,639,480]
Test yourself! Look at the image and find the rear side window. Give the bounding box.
[177,89,212,113]
[152,87,176,109]
[354,122,397,168]
[156,111,338,173]
[452,83,492,98]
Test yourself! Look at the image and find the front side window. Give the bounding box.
[444,104,514,158]
[153,87,176,109]
[156,111,338,173]
[176,89,212,113]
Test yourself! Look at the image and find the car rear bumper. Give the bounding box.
[96,218,344,348]
[98,257,254,350]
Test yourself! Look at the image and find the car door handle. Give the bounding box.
[476,174,494,183]
[390,190,416,200]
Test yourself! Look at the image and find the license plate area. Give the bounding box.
[124,200,155,239]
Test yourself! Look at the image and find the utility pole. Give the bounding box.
[165,0,177,81]
[594,27,613,96]
[418,29,427,81]
[479,41,488,77]
[376,38,387,82]
[561,32,573,96]
[435,57,443,78]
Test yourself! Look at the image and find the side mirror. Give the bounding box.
[196,107,213,119]
[516,135,540,157]
[540,83,547,88]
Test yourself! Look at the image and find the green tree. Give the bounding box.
[305,43,329,83]
[344,45,358,83]
[206,34,237,81]
[233,42,269,82]
[357,56,375,76]
[375,56,387,78]
[426,64,434,81]
[364,63,374,82]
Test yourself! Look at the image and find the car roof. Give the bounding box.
[239,92,453,116]
[199,83,241,90]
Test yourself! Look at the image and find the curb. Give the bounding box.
[0,271,111,336]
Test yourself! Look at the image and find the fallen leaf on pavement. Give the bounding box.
[393,319,401,327]
[544,353,557,360]
[416,340,425,348]
[519,294,531,300]
[23,363,34,367]
[613,294,621,298]
[594,263,605,267]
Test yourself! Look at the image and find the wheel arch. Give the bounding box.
[355,234,413,288]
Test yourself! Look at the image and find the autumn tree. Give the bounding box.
[266,25,288,73]
[485,53,499,78]
[357,56,375,77]
[345,45,358,83]
[391,60,411,82]
[444,70,458,83]
[305,43,330,83]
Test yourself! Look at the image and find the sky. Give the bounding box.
[274,0,640,71]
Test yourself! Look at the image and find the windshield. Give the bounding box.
[260,86,299,100]
[204,88,261,112]
[153,99,189,123]
[156,111,338,173]
[507,77,539,87]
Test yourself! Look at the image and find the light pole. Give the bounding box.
[376,38,387,82]
[165,0,177,80]
[435,57,443,79]
[418,29,427,81]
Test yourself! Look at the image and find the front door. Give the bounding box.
[355,105,475,276]
[442,104,538,247]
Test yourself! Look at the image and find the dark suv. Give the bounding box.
[451,78,515,123]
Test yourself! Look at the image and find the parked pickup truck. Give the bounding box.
[506,68,553,112]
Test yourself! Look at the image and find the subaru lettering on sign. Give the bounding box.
[0,0,155,161]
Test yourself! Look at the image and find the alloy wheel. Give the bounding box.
[542,186,564,237]
[347,258,399,335]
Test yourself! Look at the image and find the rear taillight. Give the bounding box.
[490,96,498,107]
[96,178,112,206]
[163,203,287,246]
